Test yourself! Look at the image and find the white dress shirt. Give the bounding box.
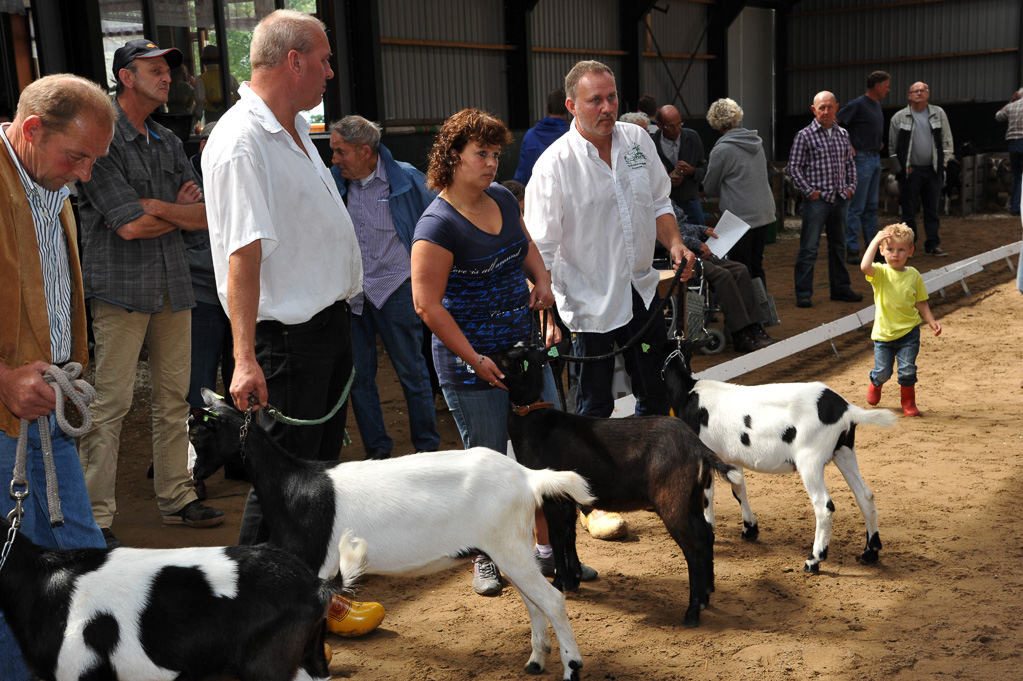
[525,121,673,333]
[203,84,363,325]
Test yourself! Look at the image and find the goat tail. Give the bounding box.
[849,405,899,428]
[706,453,743,487]
[527,468,596,508]
[325,530,368,595]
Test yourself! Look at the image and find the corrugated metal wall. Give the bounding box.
[379,0,508,122]
[641,0,709,118]
[375,0,712,126]
[529,0,620,124]
[785,0,1021,114]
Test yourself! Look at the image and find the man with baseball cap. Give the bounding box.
[77,38,224,547]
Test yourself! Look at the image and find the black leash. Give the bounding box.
[544,261,690,364]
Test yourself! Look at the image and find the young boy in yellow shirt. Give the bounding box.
[860,223,942,416]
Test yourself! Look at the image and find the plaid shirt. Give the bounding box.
[77,100,196,312]
[996,98,1023,140]
[787,119,856,203]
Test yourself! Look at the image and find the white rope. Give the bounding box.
[11,363,96,528]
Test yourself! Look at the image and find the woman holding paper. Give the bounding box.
[704,98,777,287]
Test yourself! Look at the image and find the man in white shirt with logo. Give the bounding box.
[526,61,694,541]
[202,9,383,636]
[525,60,694,419]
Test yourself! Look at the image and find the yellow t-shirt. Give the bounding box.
[866,263,927,342]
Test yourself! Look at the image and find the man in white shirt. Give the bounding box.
[525,60,694,419]
[202,9,382,636]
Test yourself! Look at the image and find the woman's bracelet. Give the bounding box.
[476,354,485,366]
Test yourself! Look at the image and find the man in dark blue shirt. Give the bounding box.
[513,87,570,185]
[837,71,890,263]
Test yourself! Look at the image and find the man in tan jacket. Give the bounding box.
[0,73,115,681]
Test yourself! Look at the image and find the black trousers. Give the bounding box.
[238,299,353,545]
[899,165,942,252]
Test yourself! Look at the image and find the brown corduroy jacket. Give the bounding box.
[0,137,89,438]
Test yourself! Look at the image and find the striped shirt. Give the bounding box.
[995,98,1023,141]
[346,155,410,314]
[0,123,73,362]
[787,119,857,203]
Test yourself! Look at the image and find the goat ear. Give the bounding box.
[201,387,231,409]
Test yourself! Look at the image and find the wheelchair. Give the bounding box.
[662,258,727,354]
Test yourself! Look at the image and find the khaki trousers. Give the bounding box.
[79,299,195,527]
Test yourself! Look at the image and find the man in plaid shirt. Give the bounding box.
[789,90,862,308]
[77,39,225,545]
[996,87,1023,216]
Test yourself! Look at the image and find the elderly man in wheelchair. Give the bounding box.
[671,205,779,353]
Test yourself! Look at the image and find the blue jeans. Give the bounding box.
[571,287,670,418]
[350,282,439,456]
[443,364,558,454]
[794,195,854,299]
[847,151,881,252]
[870,326,920,387]
[0,418,104,680]
[187,300,233,408]
[678,197,705,226]
[1008,139,1023,215]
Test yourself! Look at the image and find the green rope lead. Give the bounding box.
[264,368,356,446]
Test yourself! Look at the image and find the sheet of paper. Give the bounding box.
[706,210,751,258]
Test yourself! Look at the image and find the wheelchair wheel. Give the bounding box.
[700,327,726,354]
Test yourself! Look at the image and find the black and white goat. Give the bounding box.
[188,391,593,681]
[491,345,742,628]
[661,337,897,573]
[0,516,366,681]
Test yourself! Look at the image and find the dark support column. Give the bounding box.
[775,5,789,125]
[29,0,67,75]
[619,0,656,113]
[209,0,235,123]
[320,0,350,122]
[341,0,384,121]
[504,0,533,129]
[60,0,106,86]
[706,0,747,104]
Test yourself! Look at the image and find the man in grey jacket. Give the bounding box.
[889,81,954,257]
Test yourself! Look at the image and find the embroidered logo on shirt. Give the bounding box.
[624,143,647,169]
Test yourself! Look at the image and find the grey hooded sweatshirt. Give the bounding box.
[703,128,776,228]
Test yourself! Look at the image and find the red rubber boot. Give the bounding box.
[901,385,920,417]
[867,382,882,406]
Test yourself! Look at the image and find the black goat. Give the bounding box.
[493,345,742,627]
[0,516,365,681]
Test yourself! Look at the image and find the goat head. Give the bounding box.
[187,388,247,482]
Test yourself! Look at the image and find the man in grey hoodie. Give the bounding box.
[703,98,777,286]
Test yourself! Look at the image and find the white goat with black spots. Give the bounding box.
[188,390,593,681]
[661,338,897,573]
[0,516,366,681]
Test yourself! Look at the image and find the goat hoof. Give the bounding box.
[741,524,759,541]
[803,561,820,573]
[683,608,701,627]
[867,531,883,552]
[525,661,544,675]
[858,549,880,564]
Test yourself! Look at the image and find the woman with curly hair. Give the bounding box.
[703,97,777,286]
[412,109,590,596]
